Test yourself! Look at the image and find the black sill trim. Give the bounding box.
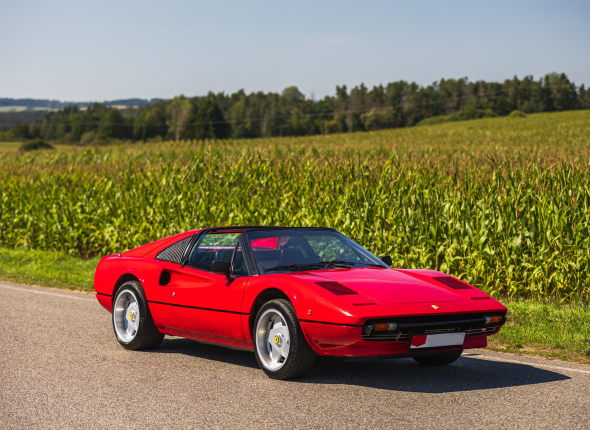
[96,292,112,297]
[147,300,249,315]
[299,319,363,328]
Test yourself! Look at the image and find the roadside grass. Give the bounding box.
[1,246,589,364]
[0,247,98,292]
[489,300,590,364]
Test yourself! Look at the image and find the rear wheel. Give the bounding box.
[254,299,316,380]
[412,350,463,366]
[112,280,164,350]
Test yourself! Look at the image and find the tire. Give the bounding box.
[412,350,463,366]
[253,299,317,380]
[112,280,164,350]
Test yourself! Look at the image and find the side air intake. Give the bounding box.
[433,277,472,290]
[156,236,193,264]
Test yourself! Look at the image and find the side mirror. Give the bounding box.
[379,255,392,267]
[211,260,231,275]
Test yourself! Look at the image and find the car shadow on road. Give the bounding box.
[152,338,570,393]
[154,337,260,369]
[298,353,571,393]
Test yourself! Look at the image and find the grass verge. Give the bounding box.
[1,247,589,364]
[489,300,590,364]
[0,247,99,292]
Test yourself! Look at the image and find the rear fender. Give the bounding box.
[94,256,166,310]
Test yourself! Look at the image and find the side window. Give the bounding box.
[187,232,239,272]
[231,245,249,277]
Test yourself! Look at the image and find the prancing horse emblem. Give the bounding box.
[431,305,440,310]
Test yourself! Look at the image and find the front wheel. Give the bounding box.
[412,350,463,366]
[112,281,164,350]
[254,299,316,380]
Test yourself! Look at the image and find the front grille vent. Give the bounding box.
[156,236,193,264]
[368,332,412,341]
[361,313,505,341]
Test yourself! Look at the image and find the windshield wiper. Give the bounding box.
[315,260,355,267]
[317,260,384,268]
[353,263,386,267]
[264,264,316,273]
[264,260,354,273]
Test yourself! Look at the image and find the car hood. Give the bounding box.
[302,268,480,304]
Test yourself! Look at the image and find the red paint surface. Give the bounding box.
[168,266,247,341]
[95,294,113,312]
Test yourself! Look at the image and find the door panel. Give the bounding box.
[171,266,248,341]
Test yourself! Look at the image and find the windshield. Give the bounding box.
[247,229,387,274]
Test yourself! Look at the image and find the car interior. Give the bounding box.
[253,236,321,272]
[188,247,235,271]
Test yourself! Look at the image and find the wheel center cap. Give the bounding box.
[129,311,135,321]
[274,334,282,346]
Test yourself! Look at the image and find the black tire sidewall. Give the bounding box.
[253,299,311,379]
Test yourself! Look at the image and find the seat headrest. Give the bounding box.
[284,237,308,248]
[280,248,306,265]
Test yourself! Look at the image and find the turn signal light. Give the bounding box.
[484,315,503,325]
[374,322,398,332]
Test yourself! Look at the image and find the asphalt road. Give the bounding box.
[1,281,589,429]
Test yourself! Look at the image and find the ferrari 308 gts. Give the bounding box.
[94,226,506,379]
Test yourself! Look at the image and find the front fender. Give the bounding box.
[241,274,363,338]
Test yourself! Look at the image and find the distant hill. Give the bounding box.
[0,98,162,110]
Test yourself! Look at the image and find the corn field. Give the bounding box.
[1,110,590,300]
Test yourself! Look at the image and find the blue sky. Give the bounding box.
[1,0,589,101]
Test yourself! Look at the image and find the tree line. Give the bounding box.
[8,72,590,143]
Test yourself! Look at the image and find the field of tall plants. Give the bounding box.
[1,110,590,300]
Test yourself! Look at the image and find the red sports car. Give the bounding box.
[94,226,506,379]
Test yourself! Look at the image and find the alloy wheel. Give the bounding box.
[255,308,291,370]
[113,289,140,343]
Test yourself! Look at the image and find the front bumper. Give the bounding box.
[300,321,497,357]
